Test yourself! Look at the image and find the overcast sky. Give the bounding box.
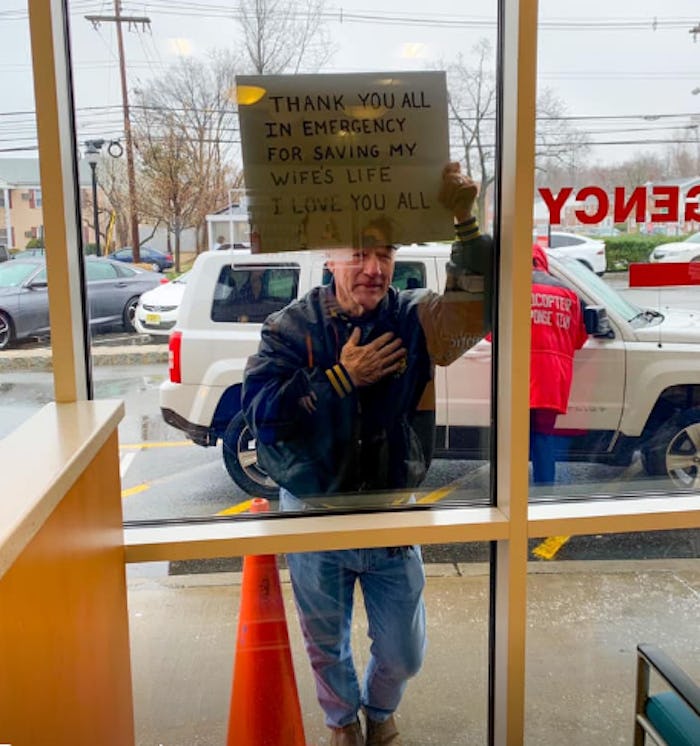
[1,0,699,164]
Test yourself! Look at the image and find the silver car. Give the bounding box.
[0,256,162,349]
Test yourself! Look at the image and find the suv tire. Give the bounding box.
[640,406,700,489]
[222,411,279,499]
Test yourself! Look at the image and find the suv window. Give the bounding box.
[392,261,426,289]
[211,264,300,322]
[321,260,427,290]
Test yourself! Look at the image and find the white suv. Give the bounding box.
[160,244,700,496]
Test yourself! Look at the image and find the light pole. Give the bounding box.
[84,139,104,256]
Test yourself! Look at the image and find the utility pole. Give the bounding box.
[86,3,149,263]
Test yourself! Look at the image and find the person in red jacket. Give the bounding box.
[530,245,588,484]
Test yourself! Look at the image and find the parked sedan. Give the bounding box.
[134,271,190,337]
[110,246,174,272]
[0,257,162,349]
[649,232,700,263]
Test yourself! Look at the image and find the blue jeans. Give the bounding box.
[530,430,557,484]
[530,409,558,485]
[280,488,427,729]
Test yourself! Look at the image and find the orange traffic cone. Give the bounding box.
[226,497,307,746]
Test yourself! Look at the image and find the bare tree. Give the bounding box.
[446,39,590,221]
[664,120,700,177]
[132,53,243,267]
[535,88,591,177]
[97,155,131,250]
[446,42,495,222]
[237,0,334,74]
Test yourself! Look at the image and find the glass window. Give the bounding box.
[210,264,300,322]
[531,3,700,499]
[0,261,39,286]
[46,0,498,527]
[392,261,427,290]
[322,259,427,290]
[85,260,119,282]
[0,2,55,442]
[525,530,700,744]
[128,541,490,744]
[114,263,139,278]
[549,233,581,248]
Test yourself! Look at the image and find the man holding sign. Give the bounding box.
[242,158,492,745]
[239,69,491,746]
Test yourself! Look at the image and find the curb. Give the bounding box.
[0,345,169,372]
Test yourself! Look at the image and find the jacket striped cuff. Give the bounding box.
[325,363,354,398]
[455,216,481,242]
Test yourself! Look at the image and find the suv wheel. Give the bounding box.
[640,407,700,489]
[222,411,279,499]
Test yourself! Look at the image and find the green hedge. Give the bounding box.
[604,234,690,272]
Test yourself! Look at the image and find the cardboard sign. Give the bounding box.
[237,71,451,253]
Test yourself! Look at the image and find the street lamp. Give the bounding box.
[84,139,105,256]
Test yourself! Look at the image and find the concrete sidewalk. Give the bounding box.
[126,557,700,746]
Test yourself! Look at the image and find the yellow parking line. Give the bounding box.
[532,535,570,560]
[217,500,254,516]
[119,441,193,450]
[417,483,457,504]
[122,483,150,498]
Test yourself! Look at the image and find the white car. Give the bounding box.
[649,233,700,263]
[134,271,190,337]
[538,231,607,276]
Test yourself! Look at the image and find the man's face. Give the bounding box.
[326,243,395,316]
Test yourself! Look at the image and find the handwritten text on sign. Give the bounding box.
[237,72,451,252]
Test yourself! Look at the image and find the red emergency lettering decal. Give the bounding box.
[574,186,608,224]
[537,187,572,224]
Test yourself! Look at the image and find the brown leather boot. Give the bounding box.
[329,718,364,746]
[364,713,402,745]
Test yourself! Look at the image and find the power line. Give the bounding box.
[4,2,698,33]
